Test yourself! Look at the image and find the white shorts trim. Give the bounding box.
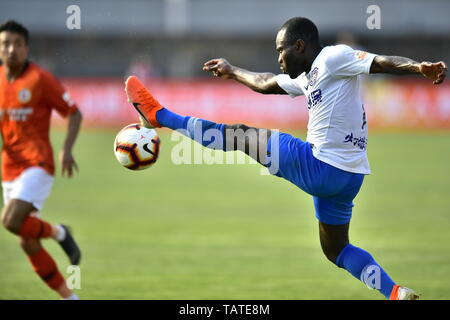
[2,167,54,212]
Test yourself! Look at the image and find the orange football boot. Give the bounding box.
[125,76,163,128]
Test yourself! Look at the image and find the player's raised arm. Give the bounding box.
[203,58,287,94]
[370,56,447,85]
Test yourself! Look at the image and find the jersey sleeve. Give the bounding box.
[325,45,377,77]
[41,71,78,118]
[275,74,305,98]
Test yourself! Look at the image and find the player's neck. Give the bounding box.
[305,45,323,73]
[5,61,28,82]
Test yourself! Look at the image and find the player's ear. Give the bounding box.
[294,39,305,53]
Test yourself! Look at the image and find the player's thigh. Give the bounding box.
[3,167,54,217]
[2,199,36,231]
[313,167,364,225]
[224,123,271,165]
[266,131,320,193]
[313,194,355,226]
[1,181,32,228]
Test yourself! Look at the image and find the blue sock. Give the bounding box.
[336,244,396,299]
[156,108,226,150]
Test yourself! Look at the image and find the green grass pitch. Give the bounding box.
[0,129,449,299]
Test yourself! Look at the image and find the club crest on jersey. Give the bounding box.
[309,67,319,87]
[355,51,368,60]
[18,88,32,103]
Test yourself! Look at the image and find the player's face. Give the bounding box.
[276,28,307,78]
[0,31,29,69]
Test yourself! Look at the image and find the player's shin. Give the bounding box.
[335,244,396,299]
[27,247,65,291]
[156,108,226,150]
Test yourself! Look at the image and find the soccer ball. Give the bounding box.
[114,123,160,170]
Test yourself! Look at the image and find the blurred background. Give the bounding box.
[1,0,450,129]
[0,0,449,300]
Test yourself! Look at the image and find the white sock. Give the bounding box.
[55,225,66,242]
[63,293,79,300]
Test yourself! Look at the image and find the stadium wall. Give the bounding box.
[55,78,450,130]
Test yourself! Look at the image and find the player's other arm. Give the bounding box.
[43,69,83,178]
[61,108,82,178]
[370,55,447,85]
[203,58,287,94]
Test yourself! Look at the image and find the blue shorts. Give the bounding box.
[267,132,365,225]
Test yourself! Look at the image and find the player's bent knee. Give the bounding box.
[1,201,32,234]
[1,209,9,229]
[321,246,339,264]
[1,210,18,232]
[320,241,348,264]
[227,123,251,132]
[224,124,253,151]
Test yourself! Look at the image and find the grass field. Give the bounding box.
[0,129,449,300]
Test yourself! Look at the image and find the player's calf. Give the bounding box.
[319,222,349,263]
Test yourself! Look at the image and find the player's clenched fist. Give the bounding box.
[420,61,447,85]
[203,58,234,79]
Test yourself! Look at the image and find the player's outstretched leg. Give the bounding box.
[319,222,419,300]
[125,76,272,166]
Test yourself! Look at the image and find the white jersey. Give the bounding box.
[276,44,376,174]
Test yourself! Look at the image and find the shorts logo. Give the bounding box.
[18,88,32,104]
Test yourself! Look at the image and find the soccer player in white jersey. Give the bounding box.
[125,17,446,299]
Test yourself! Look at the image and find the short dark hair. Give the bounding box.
[280,17,319,45]
[0,20,29,44]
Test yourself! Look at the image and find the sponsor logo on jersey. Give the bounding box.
[307,89,322,109]
[62,92,76,107]
[0,107,34,121]
[344,132,367,150]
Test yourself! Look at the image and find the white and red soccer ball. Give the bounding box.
[114,123,160,170]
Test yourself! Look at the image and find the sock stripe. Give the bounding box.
[41,268,58,282]
[29,248,65,290]
[186,117,197,138]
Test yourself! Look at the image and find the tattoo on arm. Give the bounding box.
[232,67,286,94]
[370,55,421,75]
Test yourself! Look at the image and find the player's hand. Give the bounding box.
[420,61,447,85]
[59,149,79,178]
[203,58,234,79]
